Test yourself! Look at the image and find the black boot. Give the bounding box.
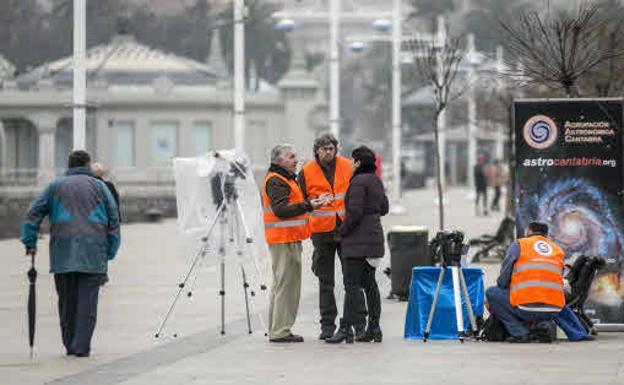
[325,326,354,344]
[356,324,382,343]
[354,324,367,341]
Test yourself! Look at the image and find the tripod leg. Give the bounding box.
[240,266,252,334]
[234,198,269,336]
[423,267,446,342]
[451,267,465,341]
[220,260,225,335]
[457,267,478,337]
[155,203,226,338]
[235,199,268,293]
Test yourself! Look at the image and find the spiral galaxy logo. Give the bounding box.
[533,241,553,256]
[523,115,558,149]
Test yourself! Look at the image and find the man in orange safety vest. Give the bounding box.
[486,221,565,343]
[297,134,366,340]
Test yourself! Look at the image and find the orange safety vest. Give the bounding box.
[262,172,310,244]
[302,156,351,234]
[510,235,565,309]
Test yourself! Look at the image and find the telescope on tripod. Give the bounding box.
[423,230,479,342]
[155,151,269,339]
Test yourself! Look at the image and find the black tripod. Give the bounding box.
[423,232,478,343]
[155,181,267,339]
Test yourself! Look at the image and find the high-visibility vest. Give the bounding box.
[262,172,310,244]
[510,235,565,309]
[302,156,351,233]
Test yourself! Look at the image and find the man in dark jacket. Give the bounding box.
[20,150,120,357]
[297,134,367,340]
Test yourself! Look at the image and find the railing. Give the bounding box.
[0,168,38,186]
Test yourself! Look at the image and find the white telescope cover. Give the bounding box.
[173,151,268,267]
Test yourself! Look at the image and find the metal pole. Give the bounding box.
[466,34,477,191]
[391,0,402,205]
[233,0,246,153]
[329,0,340,137]
[72,0,86,150]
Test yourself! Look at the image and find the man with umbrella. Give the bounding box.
[20,150,120,357]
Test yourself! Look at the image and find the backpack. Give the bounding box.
[480,314,509,342]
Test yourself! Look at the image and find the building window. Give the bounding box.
[150,121,178,166]
[110,120,135,168]
[192,121,212,156]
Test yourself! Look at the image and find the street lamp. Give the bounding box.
[274,18,296,31]
[73,0,86,150]
[274,1,404,210]
[371,18,392,32]
[233,0,245,154]
[348,41,366,53]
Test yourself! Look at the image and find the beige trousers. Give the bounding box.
[268,241,302,339]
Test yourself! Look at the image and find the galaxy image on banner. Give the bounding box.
[515,99,624,323]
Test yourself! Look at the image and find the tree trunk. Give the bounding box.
[433,109,445,231]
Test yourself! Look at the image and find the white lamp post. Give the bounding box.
[73,0,86,150]
[233,0,246,154]
[329,0,340,137]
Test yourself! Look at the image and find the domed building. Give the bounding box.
[0,32,321,237]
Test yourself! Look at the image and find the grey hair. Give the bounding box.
[270,144,293,163]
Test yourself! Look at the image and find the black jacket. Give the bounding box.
[339,165,389,258]
[265,164,313,219]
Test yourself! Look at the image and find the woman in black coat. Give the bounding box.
[326,145,389,344]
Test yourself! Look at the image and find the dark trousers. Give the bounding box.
[491,186,501,211]
[475,188,488,215]
[312,240,366,332]
[342,258,381,329]
[54,272,104,355]
[486,286,557,337]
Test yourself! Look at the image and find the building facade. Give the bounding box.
[0,33,324,238]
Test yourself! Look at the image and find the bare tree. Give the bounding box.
[577,2,624,96]
[501,3,624,97]
[409,36,464,231]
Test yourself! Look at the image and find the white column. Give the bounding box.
[73,0,87,150]
[233,0,246,154]
[329,0,340,137]
[466,34,477,190]
[390,0,403,211]
[37,122,57,186]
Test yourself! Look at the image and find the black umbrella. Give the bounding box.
[27,253,37,360]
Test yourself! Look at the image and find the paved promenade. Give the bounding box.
[1,187,623,385]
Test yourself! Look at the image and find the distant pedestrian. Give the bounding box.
[20,150,120,357]
[490,159,506,212]
[474,154,488,216]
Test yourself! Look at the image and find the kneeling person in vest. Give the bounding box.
[264,144,323,343]
[486,222,565,343]
[297,134,367,340]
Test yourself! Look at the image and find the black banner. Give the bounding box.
[514,98,624,324]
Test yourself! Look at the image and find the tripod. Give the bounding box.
[423,260,479,343]
[155,186,268,339]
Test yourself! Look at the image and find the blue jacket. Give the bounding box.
[20,167,121,274]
